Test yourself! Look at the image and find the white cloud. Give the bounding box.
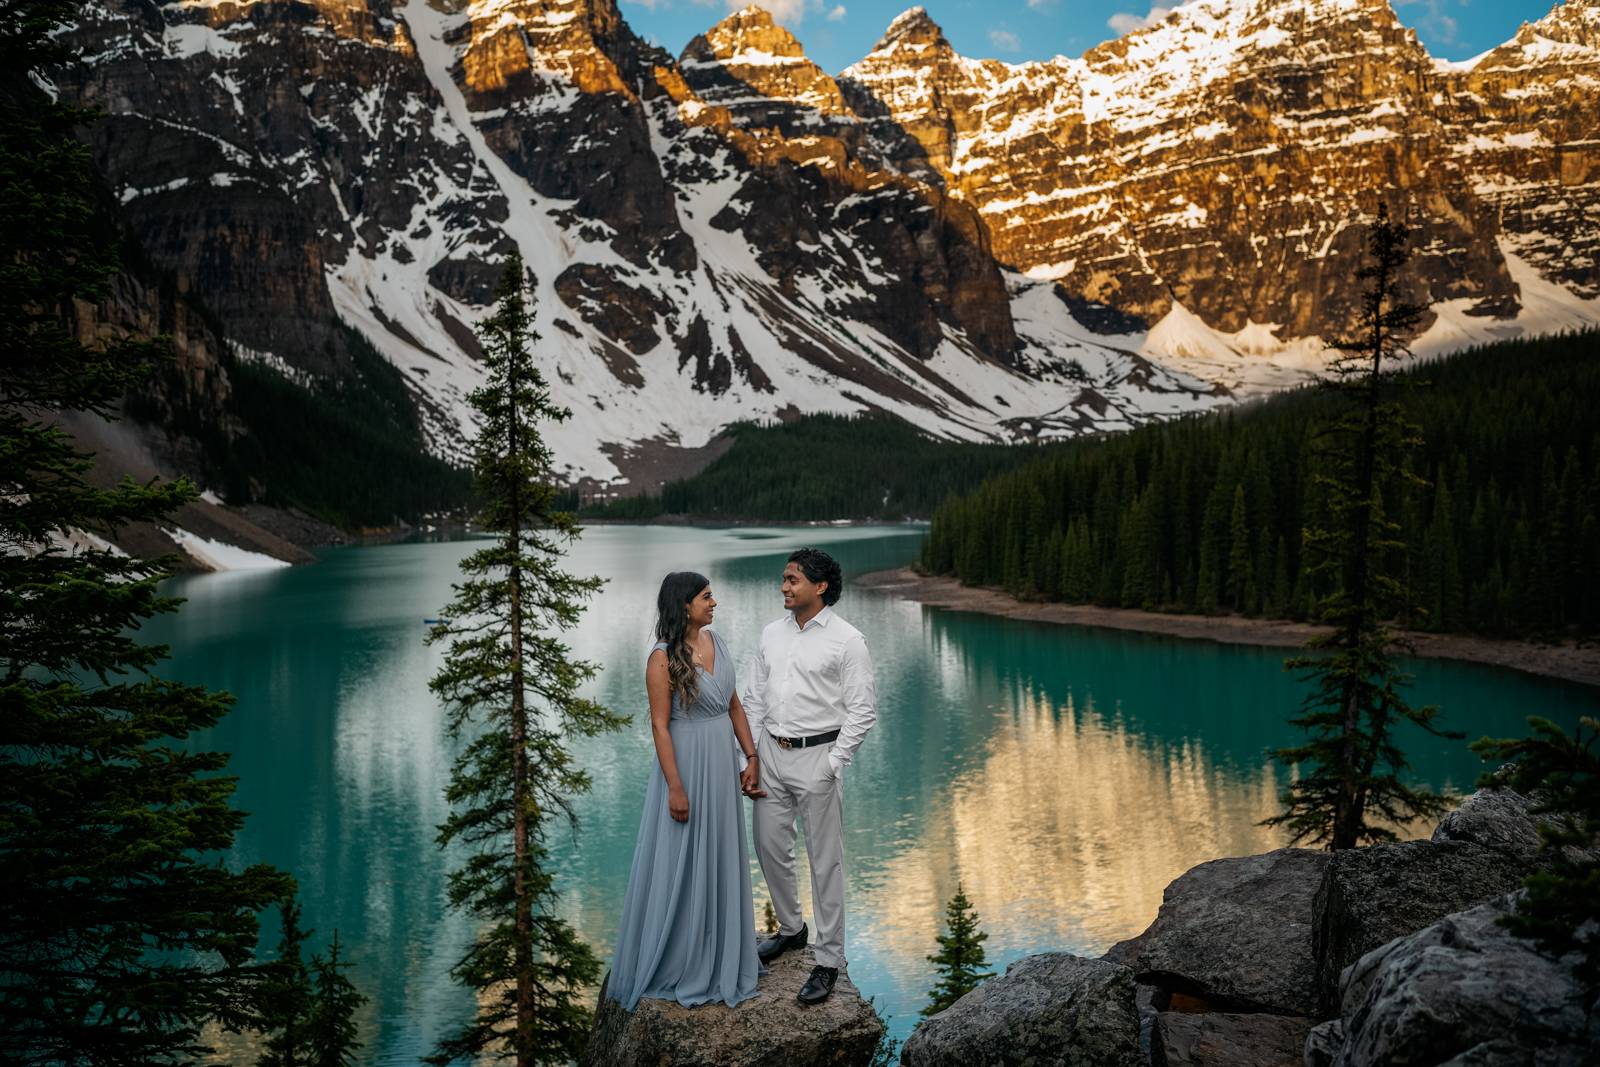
[826,3,846,21]
[1108,5,1171,34]
[1025,0,1056,9]
[989,28,1021,52]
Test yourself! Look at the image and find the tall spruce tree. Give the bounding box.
[425,252,628,1065]
[921,883,994,1017]
[0,1,303,1060]
[1262,204,1461,850]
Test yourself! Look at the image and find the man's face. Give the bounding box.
[781,562,825,613]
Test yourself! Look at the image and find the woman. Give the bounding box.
[606,571,765,1010]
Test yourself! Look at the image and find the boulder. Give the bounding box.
[900,953,1141,1067]
[1150,1010,1317,1067]
[1328,894,1599,1066]
[1311,839,1528,1014]
[580,946,884,1067]
[1431,786,1547,864]
[1102,848,1331,1016]
[1302,1019,1344,1067]
[1433,785,1599,870]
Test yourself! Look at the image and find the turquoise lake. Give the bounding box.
[139,525,1599,1061]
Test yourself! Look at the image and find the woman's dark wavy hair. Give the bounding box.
[655,571,710,707]
[788,547,842,607]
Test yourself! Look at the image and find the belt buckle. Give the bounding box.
[778,737,792,749]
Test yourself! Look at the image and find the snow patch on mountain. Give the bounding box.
[164,526,292,571]
[1413,240,1600,358]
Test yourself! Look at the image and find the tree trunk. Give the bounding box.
[1332,265,1389,851]
[507,360,533,1065]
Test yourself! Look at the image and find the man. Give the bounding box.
[740,547,877,1005]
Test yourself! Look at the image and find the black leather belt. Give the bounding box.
[769,729,840,750]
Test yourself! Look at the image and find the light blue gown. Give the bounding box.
[606,629,762,1010]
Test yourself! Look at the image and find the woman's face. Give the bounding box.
[687,585,716,627]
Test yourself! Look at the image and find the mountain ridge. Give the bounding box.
[51,0,1600,489]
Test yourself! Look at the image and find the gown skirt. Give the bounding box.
[606,631,762,1010]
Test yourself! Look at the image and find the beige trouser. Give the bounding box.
[753,730,846,969]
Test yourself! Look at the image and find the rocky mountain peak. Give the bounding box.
[837,7,996,182]
[684,4,810,66]
[679,4,850,124]
[1527,0,1600,46]
[871,6,950,53]
[713,5,781,34]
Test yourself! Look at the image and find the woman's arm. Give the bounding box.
[647,650,689,822]
[728,691,766,798]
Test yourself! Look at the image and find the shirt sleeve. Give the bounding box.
[741,630,770,749]
[830,631,877,768]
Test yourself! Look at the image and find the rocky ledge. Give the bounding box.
[905,781,1595,1066]
[902,953,1141,1067]
[1310,893,1600,1066]
[581,945,884,1067]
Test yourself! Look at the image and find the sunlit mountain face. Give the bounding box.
[55,0,1600,486]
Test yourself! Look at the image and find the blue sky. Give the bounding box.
[620,0,1558,72]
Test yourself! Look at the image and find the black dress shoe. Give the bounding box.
[757,922,807,964]
[798,965,838,1004]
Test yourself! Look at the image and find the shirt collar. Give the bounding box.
[790,604,834,631]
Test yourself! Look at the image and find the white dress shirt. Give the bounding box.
[741,605,877,773]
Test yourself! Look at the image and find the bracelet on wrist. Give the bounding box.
[744,751,758,760]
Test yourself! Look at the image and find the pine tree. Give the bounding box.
[0,2,298,1060]
[258,902,316,1067]
[763,900,778,935]
[306,932,365,1067]
[1270,535,1292,618]
[1263,204,1461,850]
[1196,477,1230,612]
[1470,717,1600,992]
[256,905,366,1067]
[1425,476,1464,631]
[425,252,629,1066]
[921,883,994,1017]
[1227,483,1251,611]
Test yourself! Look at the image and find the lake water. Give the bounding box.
[141,525,1599,1060]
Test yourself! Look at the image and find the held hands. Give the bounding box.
[668,785,689,822]
[741,754,767,799]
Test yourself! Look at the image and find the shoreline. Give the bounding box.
[578,515,929,529]
[857,567,1600,689]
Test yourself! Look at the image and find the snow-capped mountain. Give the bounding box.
[837,1,1600,364]
[53,0,1600,486]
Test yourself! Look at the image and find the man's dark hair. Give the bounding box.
[788,547,843,606]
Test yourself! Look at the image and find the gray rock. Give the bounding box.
[1134,982,1165,1061]
[1333,894,1600,1066]
[900,952,1141,1067]
[1102,848,1331,1016]
[580,946,884,1067]
[1302,1019,1344,1067]
[1431,786,1547,864]
[1151,1011,1317,1067]
[1433,786,1599,871]
[1311,839,1527,1014]
[1436,1039,1559,1065]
